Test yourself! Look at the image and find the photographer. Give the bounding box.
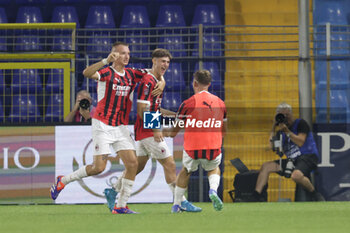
[64,90,94,123]
[253,102,325,201]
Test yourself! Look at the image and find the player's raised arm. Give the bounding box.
[83,52,119,80]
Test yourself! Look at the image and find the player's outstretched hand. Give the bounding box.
[107,52,120,63]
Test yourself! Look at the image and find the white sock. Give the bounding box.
[168,182,187,202]
[61,166,87,185]
[208,174,220,192]
[116,178,134,208]
[174,186,186,206]
[113,176,123,192]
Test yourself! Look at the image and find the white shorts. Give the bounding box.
[92,119,136,155]
[136,137,171,160]
[182,150,222,172]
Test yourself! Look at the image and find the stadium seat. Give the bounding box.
[191,4,222,27]
[51,0,80,3]
[90,92,97,107]
[0,0,11,5]
[85,5,115,29]
[194,61,222,88]
[314,33,349,55]
[156,5,186,27]
[314,1,347,25]
[192,34,222,57]
[86,35,112,59]
[9,95,41,123]
[51,6,80,51]
[0,99,4,122]
[16,0,46,4]
[52,6,80,28]
[158,35,186,57]
[162,91,181,112]
[87,0,115,2]
[123,33,150,58]
[316,89,350,123]
[120,5,150,28]
[164,62,185,91]
[15,6,43,51]
[12,69,42,94]
[315,60,349,89]
[46,69,64,93]
[127,62,145,69]
[0,70,4,93]
[45,93,63,122]
[0,7,7,52]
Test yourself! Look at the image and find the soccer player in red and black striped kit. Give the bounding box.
[105,49,201,212]
[50,42,165,214]
[165,70,227,213]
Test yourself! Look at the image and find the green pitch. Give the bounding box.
[1,202,349,233]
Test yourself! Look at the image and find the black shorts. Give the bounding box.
[274,154,318,177]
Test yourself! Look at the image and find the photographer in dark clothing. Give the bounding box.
[64,90,94,123]
[253,102,325,201]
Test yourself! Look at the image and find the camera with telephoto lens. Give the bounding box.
[79,98,91,110]
[271,131,283,157]
[284,158,295,178]
[275,113,287,125]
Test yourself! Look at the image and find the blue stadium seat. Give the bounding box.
[164,62,185,91]
[52,6,80,28]
[123,33,150,58]
[90,92,97,107]
[156,5,186,27]
[16,6,43,51]
[85,5,115,29]
[0,98,4,122]
[51,5,79,52]
[192,34,222,57]
[127,63,145,69]
[120,5,150,28]
[45,94,63,122]
[87,0,115,2]
[0,69,4,93]
[191,4,222,27]
[314,33,349,55]
[162,91,181,112]
[0,0,11,5]
[0,7,7,52]
[16,0,46,4]
[158,35,186,57]
[16,6,43,24]
[46,69,64,93]
[9,95,41,123]
[12,69,42,94]
[314,1,347,25]
[316,89,350,123]
[86,35,112,59]
[315,60,349,89]
[51,0,80,3]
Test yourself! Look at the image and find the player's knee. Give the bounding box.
[126,159,138,172]
[291,170,303,182]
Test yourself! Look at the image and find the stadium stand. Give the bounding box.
[12,69,42,94]
[0,7,7,52]
[156,5,186,27]
[120,5,150,58]
[8,94,41,123]
[164,62,185,91]
[46,69,64,94]
[45,93,63,122]
[15,6,43,51]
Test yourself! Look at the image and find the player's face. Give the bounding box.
[112,45,130,66]
[153,56,170,76]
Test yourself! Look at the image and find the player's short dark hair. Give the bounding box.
[194,70,212,85]
[112,41,129,48]
[152,48,172,60]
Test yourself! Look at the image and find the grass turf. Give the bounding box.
[1,202,349,233]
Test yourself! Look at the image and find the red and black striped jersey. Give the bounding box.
[92,66,147,126]
[134,73,163,141]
